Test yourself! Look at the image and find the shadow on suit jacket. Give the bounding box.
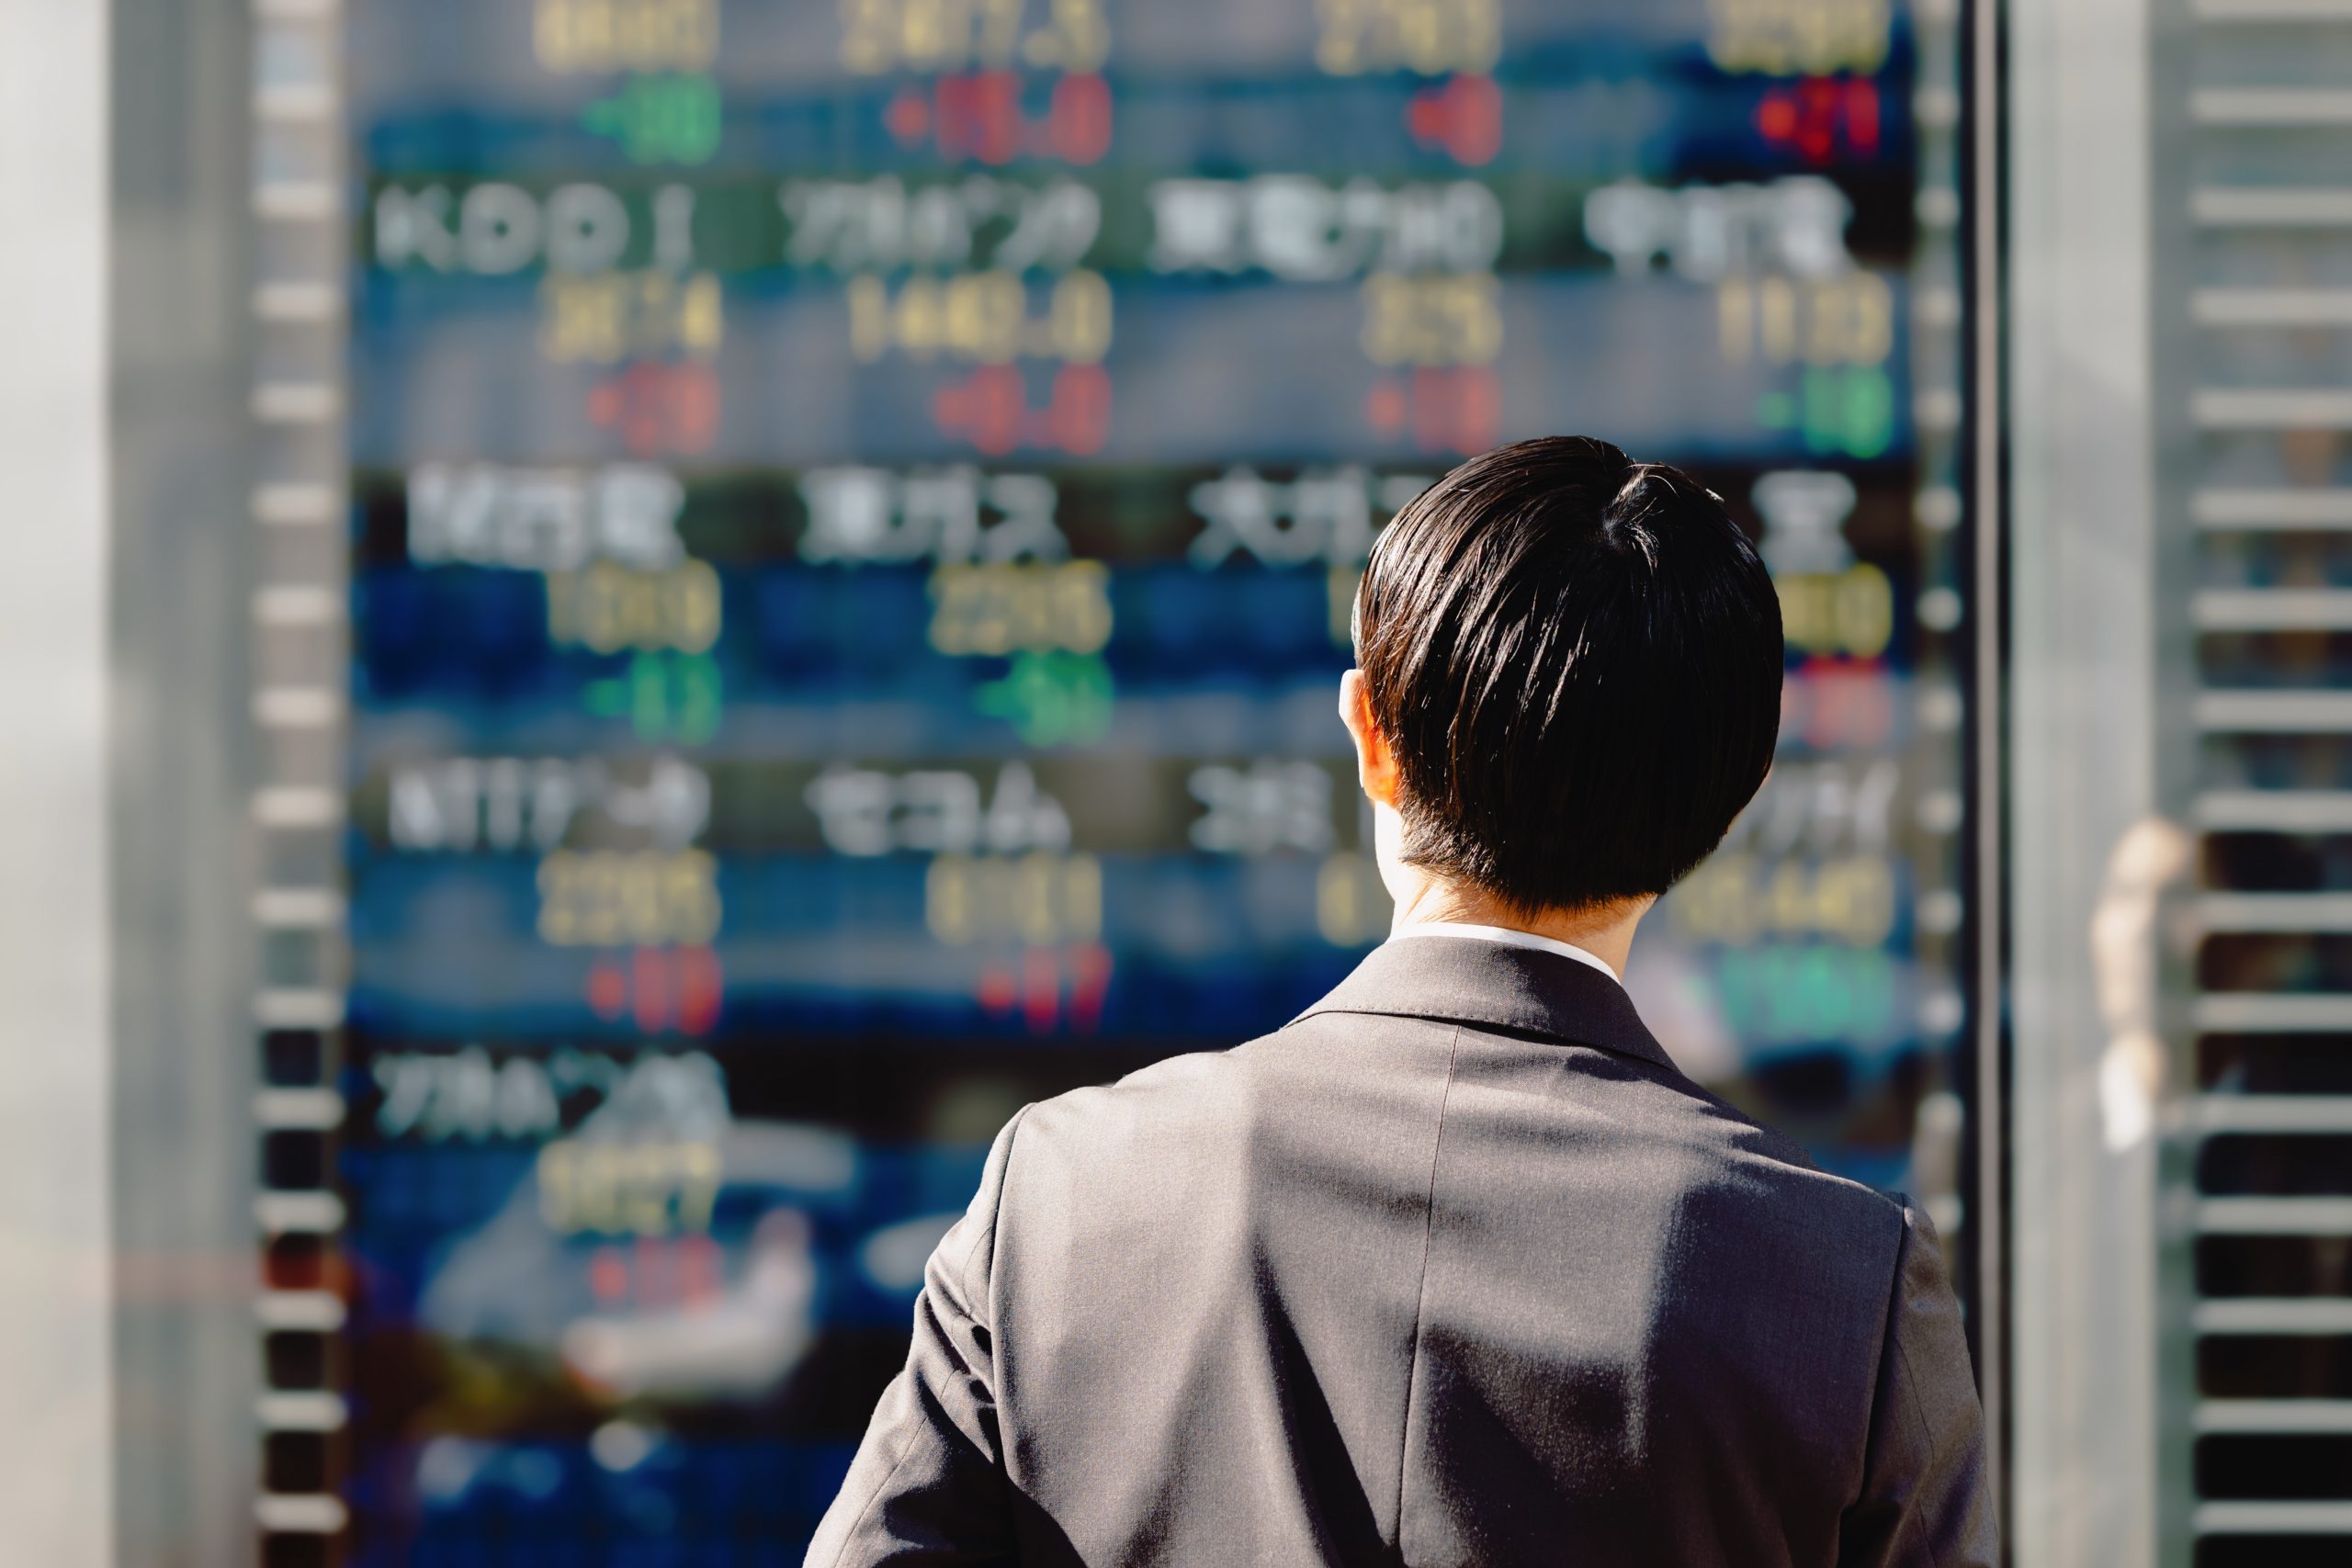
[809,934,1997,1567]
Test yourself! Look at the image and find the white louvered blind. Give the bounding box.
[250,0,354,1561]
[2170,2,2352,1559]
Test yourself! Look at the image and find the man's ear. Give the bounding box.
[1338,670,1400,808]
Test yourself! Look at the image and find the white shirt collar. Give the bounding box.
[1385,921,1623,987]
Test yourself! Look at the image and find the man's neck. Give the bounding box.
[1388,876,1651,977]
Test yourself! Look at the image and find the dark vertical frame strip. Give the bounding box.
[1965,0,2011,1549]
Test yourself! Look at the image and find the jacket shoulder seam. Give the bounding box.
[960,1102,1033,1311]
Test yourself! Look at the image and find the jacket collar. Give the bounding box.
[1289,934,1679,1074]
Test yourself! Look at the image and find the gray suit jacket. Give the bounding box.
[809,936,1996,1566]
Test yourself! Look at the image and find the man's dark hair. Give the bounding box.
[1354,435,1782,913]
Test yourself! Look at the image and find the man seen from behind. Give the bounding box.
[809,434,1996,1566]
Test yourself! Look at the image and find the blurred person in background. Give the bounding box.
[808,436,1993,1566]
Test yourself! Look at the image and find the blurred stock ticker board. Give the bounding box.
[322,0,1973,1558]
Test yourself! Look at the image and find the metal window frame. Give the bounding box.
[2001,0,2184,1562]
[108,0,272,1564]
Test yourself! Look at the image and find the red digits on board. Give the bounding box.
[1406,74,1501,166]
[935,71,1023,164]
[588,1235,722,1311]
[888,71,1112,165]
[590,1245,629,1303]
[1413,366,1499,453]
[674,946,722,1034]
[1784,658,1896,750]
[977,965,1018,1015]
[586,945,723,1036]
[1069,942,1112,1034]
[933,364,1111,456]
[1046,364,1111,454]
[1047,73,1112,164]
[1023,947,1060,1033]
[975,942,1113,1036]
[934,365,1027,454]
[1366,368,1500,455]
[885,87,931,144]
[1756,78,1881,165]
[587,363,719,456]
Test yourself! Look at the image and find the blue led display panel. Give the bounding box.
[327,1,1974,1557]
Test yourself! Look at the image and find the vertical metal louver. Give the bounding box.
[2163,1,2352,1559]
[249,0,352,1562]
